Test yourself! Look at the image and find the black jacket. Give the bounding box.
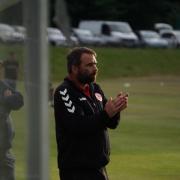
[54,78,120,169]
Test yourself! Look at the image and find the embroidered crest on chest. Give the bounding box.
[95,92,102,102]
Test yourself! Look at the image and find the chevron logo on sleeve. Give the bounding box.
[59,88,67,95]
[59,89,75,113]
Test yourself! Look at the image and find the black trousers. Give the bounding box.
[59,167,109,180]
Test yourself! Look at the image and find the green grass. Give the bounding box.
[50,47,180,80]
[1,44,180,81]
[101,76,180,180]
[11,76,180,180]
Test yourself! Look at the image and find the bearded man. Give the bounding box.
[54,47,128,180]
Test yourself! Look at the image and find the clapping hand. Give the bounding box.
[105,92,128,118]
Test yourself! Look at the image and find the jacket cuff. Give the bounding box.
[100,110,111,124]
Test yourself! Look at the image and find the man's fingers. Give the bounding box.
[113,95,128,111]
[117,92,129,97]
[113,95,128,106]
[117,92,122,97]
[118,99,128,111]
[105,94,128,117]
[124,93,129,97]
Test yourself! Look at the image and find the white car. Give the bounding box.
[79,20,139,47]
[47,27,79,46]
[47,27,67,46]
[13,25,26,42]
[137,30,169,48]
[73,28,105,46]
[69,34,79,46]
[160,30,180,48]
[0,23,24,43]
[106,21,139,47]
[154,23,173,33]
[0,23,14,42]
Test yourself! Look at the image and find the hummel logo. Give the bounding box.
[59,89,67,96]
[79,97,87,101]
[65,100,72,107]
[62,94,69,101]
[67,106,75,113]
[60,88,75,113]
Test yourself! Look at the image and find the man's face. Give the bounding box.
[77,53,98,84]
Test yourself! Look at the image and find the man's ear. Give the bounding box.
[72,65,78,74]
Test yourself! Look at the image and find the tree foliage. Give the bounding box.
[61,0,180,29]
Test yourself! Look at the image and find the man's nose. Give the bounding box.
[93,65,98,72]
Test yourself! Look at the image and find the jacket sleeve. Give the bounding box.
[106,113,120,129]
[54,87,110,135]
[0,91,24,110]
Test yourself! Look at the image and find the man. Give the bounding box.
[3,52,19,90]
[0,80,24,180]
[54,47,128,180]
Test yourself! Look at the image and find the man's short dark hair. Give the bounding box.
[67,47,96,74]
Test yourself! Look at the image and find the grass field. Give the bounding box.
[1,45,180,80]
[49,47,180,80]
[12,76,180,180]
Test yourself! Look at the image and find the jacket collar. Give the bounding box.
[64,77,92,97]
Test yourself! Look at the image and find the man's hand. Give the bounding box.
[116,92,128,112]
[4,89,12,97]
[105,92,128,118]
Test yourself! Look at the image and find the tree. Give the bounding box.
[62,0,180,29]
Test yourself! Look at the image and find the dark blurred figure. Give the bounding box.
[0,80,24,180]
[3,52,19,90]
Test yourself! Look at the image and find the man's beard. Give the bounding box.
[77,71,96,84]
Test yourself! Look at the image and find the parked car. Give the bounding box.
[74,28,120,46]
[0,23,14,42]
[137,30,169,48]
[13,25,26,41]
[47,27,67,46]
[0,23,24,43]
[79,20,139,47]
[47,27,79,46]
[160,30,180,48]
[154,23,173,33]
[106,21,139,47]
[68,34,79,46]
[72,28,105,46]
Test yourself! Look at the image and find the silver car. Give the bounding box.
[73,28,105,46]
[137,30,169,48]
[0,23,24,43]
[160,30,180,48]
